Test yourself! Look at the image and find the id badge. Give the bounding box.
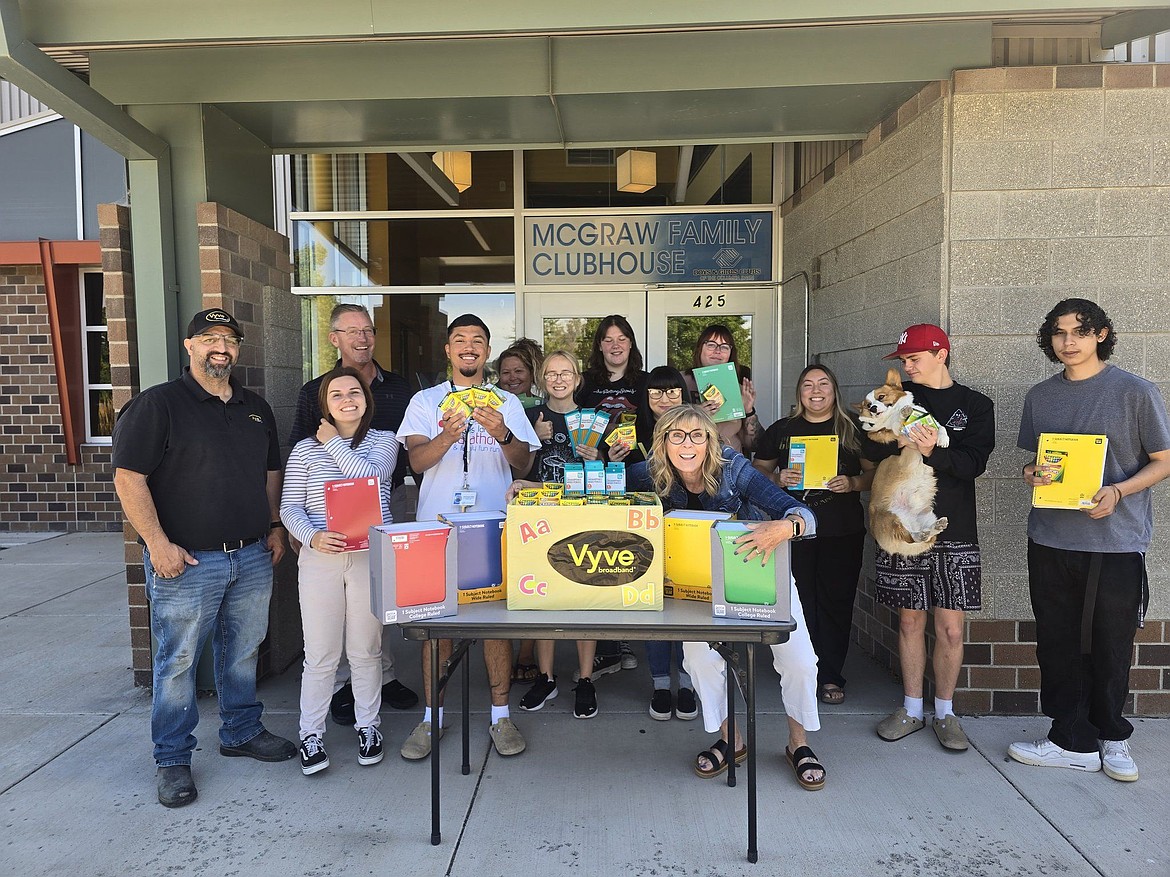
[453,489,477,509]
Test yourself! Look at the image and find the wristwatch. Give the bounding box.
[785,515,804,539]
[500,429,514,445]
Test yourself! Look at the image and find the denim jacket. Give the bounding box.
[628,446,817,536]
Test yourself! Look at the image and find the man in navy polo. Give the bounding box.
[113,309,296,808]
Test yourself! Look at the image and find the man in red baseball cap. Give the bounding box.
[869,323,995,754]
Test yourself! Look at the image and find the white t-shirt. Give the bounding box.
[398,382,541,521]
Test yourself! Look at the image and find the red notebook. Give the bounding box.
[324,477,383,551]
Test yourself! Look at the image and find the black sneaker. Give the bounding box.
[357,726,383,766]
[519,673,559,711]
[300,734,329,776]
[573,678,598,719]
[649,689,673,721]
[330,682,356,726]
[572,654,622,681]
[619,641,639,670]
[382,679,419,711]
[676,687,699,720]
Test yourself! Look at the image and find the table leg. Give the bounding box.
[462,644,471,775]
[430,636,441,845]
[746,642,758,864]
[725,644,737,789]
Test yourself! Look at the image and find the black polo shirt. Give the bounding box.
[112,370,282,549]
[289,360,413,486]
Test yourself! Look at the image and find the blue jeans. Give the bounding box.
[145,541,273,767]
[647,641,691,690]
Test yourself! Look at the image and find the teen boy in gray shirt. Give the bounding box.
[1010,298,1170,783]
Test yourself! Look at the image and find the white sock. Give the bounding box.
[491,704,510,724]
[934,698,954,719]
[422,706,444,727]
[904,696,924,720]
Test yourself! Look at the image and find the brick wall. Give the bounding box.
[0,264,121,533]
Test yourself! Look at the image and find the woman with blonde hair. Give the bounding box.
[627,406,828,790]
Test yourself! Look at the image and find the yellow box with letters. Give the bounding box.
[506,499,664,610]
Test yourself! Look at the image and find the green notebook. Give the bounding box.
[717,528,777,605]
[691,362,746,423]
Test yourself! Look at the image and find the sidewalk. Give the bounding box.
[0,532,1166,876]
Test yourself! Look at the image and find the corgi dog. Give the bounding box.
[858,368,950,557]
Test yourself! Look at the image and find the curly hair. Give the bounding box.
[1037,298,1116,363]
[648,405,723,499]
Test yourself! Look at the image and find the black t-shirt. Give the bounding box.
[525,404,576,482]
[289,360,413,487]
[112,370,282,549]
[864,381,995,544]
[576,373,646,430]
[755,415,867,537]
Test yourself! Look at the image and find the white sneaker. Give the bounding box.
[1100,739,1138,782]
[1007,739,1101,772]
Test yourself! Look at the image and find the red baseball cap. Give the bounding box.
[883,324,950,359]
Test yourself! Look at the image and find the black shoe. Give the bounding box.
[573,678,598,719]
[649,689,673,721]
[382,679,419,711]
[220,729,297,762]
[357,726,384,766]
[519,673,559,711]
[676,687,699,720]
[573,654,621,682]
[619,642,639,670]
[330,683,357,726]
[157,765,197,808]
[299,734,329,776]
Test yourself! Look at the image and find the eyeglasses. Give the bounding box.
[192,332,242,347]
[702,341,732,355]
[647,388,683,401]
[543,370,576,382]
[334,328,376,339]
[666,429,707,445]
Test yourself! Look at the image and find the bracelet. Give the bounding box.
[1111,485,1124,503]
[270,521,284,530]
[744,408,756,418]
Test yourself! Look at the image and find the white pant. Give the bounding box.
[333,633,396,691]
[682,581,821,734]
[298,546,383,739]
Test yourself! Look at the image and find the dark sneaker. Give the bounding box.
[157,764,197,807]
[220,729,298,762]
[519,673,559,711]
[357,726,383,766]
[299,735,329,776]
[330,682,356,726]
[382,679,419,711]
[675,687,699,720]
[619,641,639,670]
[649,689,673,721]
[573,678,598,719]
[573,653,622,681]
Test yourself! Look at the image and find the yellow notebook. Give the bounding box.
[1031,433,1109,510]
[788,435,839,490]
[663,510,732,600]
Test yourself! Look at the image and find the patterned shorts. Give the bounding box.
[875,541,982,612]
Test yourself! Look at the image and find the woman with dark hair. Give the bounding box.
[683,324,759,455]
[753,364,876,705]
[627,406,827,790]
[280,367,399,776]
[576,315,647,459]
[496,338,544,408]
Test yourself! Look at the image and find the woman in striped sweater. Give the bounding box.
[280,367,399,776]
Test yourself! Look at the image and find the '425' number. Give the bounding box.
[692,294,726,309]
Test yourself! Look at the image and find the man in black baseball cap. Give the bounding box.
[187,308,245,339]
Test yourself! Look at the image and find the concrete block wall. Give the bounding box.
[780,65,1170,715]
[0,264,122,533]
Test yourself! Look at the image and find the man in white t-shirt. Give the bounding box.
[396,314,539,760]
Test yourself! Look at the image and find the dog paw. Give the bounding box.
[935,428,950,449]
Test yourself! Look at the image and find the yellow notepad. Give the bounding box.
[1031,433,1109,510]
[788,435,839,490]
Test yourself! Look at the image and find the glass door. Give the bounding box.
[523,291,648,370]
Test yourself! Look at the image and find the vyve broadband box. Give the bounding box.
[709,521,792,622]
[369,521,458,623]
[663,510,732,601]
[437,510,506,604]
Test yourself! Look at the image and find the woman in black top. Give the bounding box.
[753,365,875,704]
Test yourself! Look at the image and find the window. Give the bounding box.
[80,270,112,441]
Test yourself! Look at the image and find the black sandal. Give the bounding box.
[694,738,748,779]
[786,745,826,791]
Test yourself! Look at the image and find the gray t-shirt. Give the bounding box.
[1018,364,1170,553]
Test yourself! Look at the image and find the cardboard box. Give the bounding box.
[437,510,507,604]
[369,521,458,623]
[709,522,792,622]
[506,499,664,610]
[663,510,732,601]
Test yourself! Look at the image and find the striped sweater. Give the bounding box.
[279,429,399,548]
